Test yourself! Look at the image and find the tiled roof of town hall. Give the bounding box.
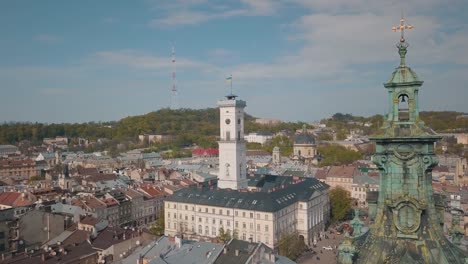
[166,175,329,212]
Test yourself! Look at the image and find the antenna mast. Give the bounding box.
[170,44,178,109]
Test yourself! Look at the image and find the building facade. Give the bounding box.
[164,177,329,248]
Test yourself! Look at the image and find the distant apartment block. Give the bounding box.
[0,145,19,156]
[245,133,273,145]
[254,118,282,126]
[43,136,68,145]
[0,159,38,178]
[139,134,175,144]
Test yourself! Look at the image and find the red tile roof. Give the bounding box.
[315,169,328,180]
[0,192,21,206]
[327,165,357,178]
[139,186,165,198]
[80,216,100,226]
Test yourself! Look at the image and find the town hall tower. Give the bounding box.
[217,94,248,190]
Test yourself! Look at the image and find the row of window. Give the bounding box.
[166,203,270,220]
[167,222,271,244]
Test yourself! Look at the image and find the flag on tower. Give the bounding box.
[225,75,232,83]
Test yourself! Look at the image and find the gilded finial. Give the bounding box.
[392,15,413,43]
[392,14,413,66]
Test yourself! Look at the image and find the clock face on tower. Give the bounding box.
[225,118,231,124]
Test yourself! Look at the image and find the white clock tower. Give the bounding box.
[217,94,248,190]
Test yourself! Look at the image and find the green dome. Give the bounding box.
[384,44,423,88]
[385,65,422,87]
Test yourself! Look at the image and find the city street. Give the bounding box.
[297,230,344,264]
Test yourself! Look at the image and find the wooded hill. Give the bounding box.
[0,108,303,147]
[0,109,465,146]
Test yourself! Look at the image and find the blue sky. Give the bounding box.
[0,0,467,123]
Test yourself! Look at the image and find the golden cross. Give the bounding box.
[392,16,413,42]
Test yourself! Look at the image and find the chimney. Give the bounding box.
[175,236,182,249]
[235,249,240,256]
[137,254,144,264]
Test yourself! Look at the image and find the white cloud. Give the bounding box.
[93,50,219,72]
[149,0,278,27]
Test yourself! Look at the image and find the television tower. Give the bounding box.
[170,45,178,110]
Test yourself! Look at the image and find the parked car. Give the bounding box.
[323,246,333,251]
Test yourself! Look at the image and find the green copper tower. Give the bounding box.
[339,17,468,263]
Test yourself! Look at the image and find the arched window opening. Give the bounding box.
[398,94,409,121]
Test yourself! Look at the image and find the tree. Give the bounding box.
[149,208,165,236]
[278,232,307,261]
[217,227,232,243]
[330,186,352,223]
[317,144,362,166]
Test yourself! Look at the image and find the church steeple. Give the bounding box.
[341,16,468,264]
[378,16,430,137]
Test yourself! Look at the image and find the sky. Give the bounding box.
[0,0,467,123]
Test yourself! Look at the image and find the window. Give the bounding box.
[227,220,231,227]
[212,208,215,214]
[219,209,223,215]
[235,211,238,216]
[198,225,202,234]
[243,222,246,229]
[168,212,171,218]
[265,214,269,220]
[185,205,188,210]
[212,227,216,236]
[220,220,223,225]
[213,219,215,224]
[205,226,209,235]
[242,233,246,240]
[265,225,269,232]
[205,208,208,213]
[257,224,260,231]
[256,213,260,219]
[199,217,202,222]
[192,215,195,221]
[235,221,239,228]
[227,210,230,216]
[250,213,253,218]
[250,223,253,229]
[174,213,176,218]
[242,212,246,217]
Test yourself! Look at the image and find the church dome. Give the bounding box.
[295,126,316,145]
[384,43,423,88]
[385,65,422,87]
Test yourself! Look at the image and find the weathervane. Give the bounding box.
[392,15,413,43]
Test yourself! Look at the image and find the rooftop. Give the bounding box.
[167,175,328,212]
